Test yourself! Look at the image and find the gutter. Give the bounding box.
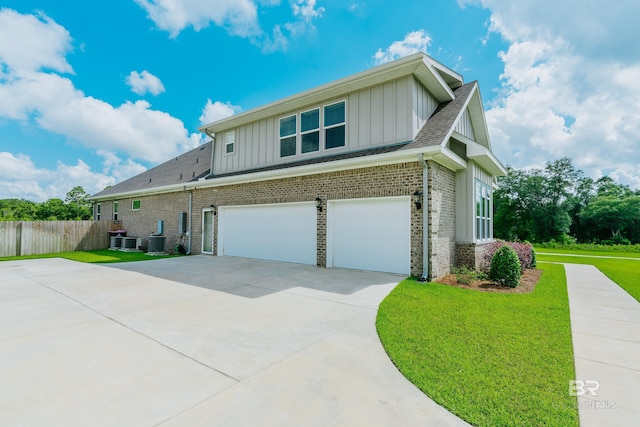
[418,154,429,281]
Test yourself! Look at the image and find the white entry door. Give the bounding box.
[218,202,317,265]
[202,209,214,254]
[327,197,410,274]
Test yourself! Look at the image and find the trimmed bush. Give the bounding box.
[482,240,534,273]
[489,245,522,288]
[452,266,487,284]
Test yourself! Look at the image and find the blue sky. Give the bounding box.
[1,0,639,201]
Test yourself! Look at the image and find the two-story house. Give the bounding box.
[90,52,506,279]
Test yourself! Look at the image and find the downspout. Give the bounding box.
[418,154,429,281]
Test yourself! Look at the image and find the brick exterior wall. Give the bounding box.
[427,161,456,279]
[100,160,462,278]
[456,241,493,271]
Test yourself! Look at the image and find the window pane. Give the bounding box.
[132,200,141,210]
[476,218,481,240]
[324,102,345,127]
[280,136,296,157]
[114,202,118,213]
[280,115,296,137]
[301,109,319,132]
[325,125,345,149]
[226,143,234,154]
[301,131,319,153]
[225,131,234,144]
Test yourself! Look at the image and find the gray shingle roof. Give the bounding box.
[90,141,212,198]
[91,81,479,198]
[404,81,477,150]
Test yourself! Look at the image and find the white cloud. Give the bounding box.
[0,9,203,167]
[199,100,242,125]
[373,30,431,65]
[290,0,324,21]
[459,0,640,189]
[0,9,206,200]
[0,8,73,74]
[134,0,323,53]
[134,0,261,38]
[0,152,115,201]
[126,70,165,96]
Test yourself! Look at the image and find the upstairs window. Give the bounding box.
[324,101,346,149]
[113,201,119,221]
[225,131,235,154]
[475,180,492,241]
[280,115,297,157]
[301,108,320,153]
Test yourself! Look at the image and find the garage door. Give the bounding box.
[327,197,410,274]
[218,202,316,265]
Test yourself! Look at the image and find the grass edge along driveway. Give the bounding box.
[376,264,578,427]
[0,249,175,263]
[536,249,640,303]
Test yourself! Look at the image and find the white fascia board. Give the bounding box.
[458,135,508,176]
[200,53,455,134]
[425,57,463,88]
[91,145,456,201]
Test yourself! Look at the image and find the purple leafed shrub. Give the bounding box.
[481,241,533,273]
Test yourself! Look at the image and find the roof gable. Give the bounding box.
[200,53,462,135]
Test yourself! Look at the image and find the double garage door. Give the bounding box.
[217,197,410,274]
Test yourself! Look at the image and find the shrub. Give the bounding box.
[481,240,534,273]
[530,248,537,268]
[489,245,521,288]
[452,266,487,284]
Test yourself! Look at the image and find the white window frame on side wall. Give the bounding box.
[113,201,119,221]
[224,130,235,155]
[279,114,297,158]
[474,179,492,241]
[324,100,346,150]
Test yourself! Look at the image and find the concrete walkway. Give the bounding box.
[0,256,469,426]
[565,264,640,426]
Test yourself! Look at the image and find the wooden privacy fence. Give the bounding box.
[0,220,112,257]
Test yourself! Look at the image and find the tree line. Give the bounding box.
[494,157,640,244]
[0,186,92,221]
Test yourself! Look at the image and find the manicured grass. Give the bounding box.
[377,265,578,427]
[537,250,640,302]
[536,248,640,258]
[0,249,175,263]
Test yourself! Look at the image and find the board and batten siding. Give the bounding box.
[454,108,476,141]
[412,76,439,137]
[214,76,436,175]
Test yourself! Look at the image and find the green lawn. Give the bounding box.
[376,265,578,427]
[0,249,175,263]
[536,249,640,302]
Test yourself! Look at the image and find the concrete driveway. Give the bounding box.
[0,256,468,426]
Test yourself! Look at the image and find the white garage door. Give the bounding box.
[327,197,410,274]
[218,202,317,265]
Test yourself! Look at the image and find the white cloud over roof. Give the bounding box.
[126,70,166,96]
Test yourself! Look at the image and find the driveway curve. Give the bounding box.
[0,256,469,426]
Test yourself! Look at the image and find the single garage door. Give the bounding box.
[218,202,317,265]
[327,196,410,274]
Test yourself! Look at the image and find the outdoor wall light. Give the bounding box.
[413,190,423,210]
[210,204,217,215]
[315,197,323,212]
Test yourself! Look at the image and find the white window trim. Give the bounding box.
[113,201,119,221]
[279,114,297,158]
[324,100,347,150]
[131,200,141,211]
[278,100,348,158]
[224,130,235,155]
[474,179,492,241]
[96,203,101,220]
[300,107,320,154]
